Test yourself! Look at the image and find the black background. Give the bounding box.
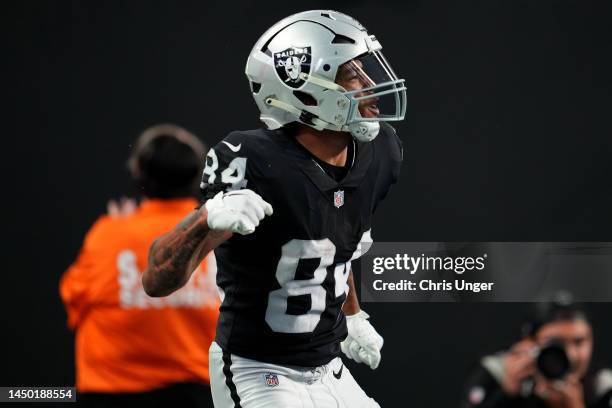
[4,1,612,407]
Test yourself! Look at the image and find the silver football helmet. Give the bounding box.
[245,10,406,142]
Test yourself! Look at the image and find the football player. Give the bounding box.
[143,10,406,408]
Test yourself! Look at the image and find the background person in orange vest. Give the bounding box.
[60,124,219,408]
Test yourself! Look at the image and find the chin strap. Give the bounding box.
[265,97,329,131]
[347,121,380,142]
[265,96,380,142]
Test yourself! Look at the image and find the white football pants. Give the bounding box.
[209,342,380,408]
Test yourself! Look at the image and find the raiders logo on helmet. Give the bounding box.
[273,46,311,89]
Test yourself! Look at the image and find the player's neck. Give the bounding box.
[293,126,351,167]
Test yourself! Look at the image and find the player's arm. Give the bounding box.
[143,189,273,297]
[341,270,384,369]
[143,207,226,297]
[342,270,361,315]
[144,134,273,297]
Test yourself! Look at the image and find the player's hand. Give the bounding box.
[341,310,384,369]
[205,190,273,235]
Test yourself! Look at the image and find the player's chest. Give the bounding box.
[255,165,376,251]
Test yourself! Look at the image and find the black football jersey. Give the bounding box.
[200,123,402,366]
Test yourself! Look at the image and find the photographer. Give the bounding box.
[461,293,612,408]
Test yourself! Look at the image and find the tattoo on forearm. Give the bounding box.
[145,209,210,295]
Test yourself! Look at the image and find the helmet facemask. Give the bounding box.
[332,52,406,141]
[337,53,406,122]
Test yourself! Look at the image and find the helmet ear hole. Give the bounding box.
[293,91,318,106]
[251,82,262,94]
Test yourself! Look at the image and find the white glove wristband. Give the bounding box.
[341,309,384,369]
[345,310,370,322]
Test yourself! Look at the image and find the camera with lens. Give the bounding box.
[536,340,571,380]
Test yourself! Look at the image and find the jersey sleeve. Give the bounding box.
[371,123,403,213]
[381,122,403,183]
[200,132,251,200]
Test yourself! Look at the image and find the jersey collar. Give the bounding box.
[276,128,374,194]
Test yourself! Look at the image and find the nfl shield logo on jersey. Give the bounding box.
[264,373,279,387]
[334,190,345,208]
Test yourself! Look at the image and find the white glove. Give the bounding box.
[205,190,273,235]
[341,310,384,369]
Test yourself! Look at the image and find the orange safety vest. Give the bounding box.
[60,198,219,393]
